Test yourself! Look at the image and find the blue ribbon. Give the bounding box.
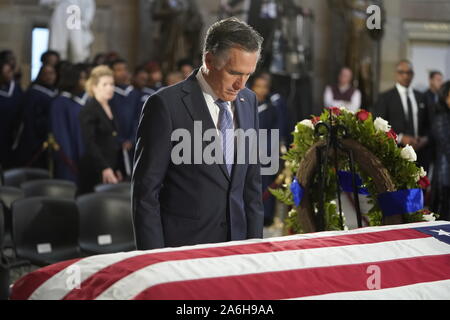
[290,177,304,207]
[338,171,370,195]
[377,189,424,216]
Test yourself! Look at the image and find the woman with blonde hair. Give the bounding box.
[78,65,123,194]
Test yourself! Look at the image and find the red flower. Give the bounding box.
[356,109,370,121]
[327,107,341,116]
[386,129,397,141]
[311,116,321,125]
[418,176,430,189]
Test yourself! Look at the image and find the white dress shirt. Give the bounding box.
[395,83,419,137]
[196,68,236,131]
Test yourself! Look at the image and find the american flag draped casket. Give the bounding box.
[10,221,450,300]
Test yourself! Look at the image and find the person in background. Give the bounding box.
[324,66,361,112]
[40,50,60,68]
[0,59,23,169]
[145,61,164,91]
[251,73,280,227]
[424,71,443,115]
[165,71,184,87]
[0,50,22,83]
[109,58,141,177]
[132,66,155,109]
[78,65,123,194]
[50,63,87,182]
[93,52,107,67]
[16,64,58,168]
[373,60,430,171]
[430,80,450,221]
[177,58,194,79]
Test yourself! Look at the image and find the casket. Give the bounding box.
[10,221,450,300]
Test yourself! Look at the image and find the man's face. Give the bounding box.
[40,65,57,87]
[113,62,130,86]
[430,74,443,92]
[133,71,149,90]
[205,47,259,102]
[252,77,270,103]
[396,62,414,88]
[1,63,14,83]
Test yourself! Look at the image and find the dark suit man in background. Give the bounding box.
[424,71,443,116]
[132,18,265,250]
[374,60,430,171]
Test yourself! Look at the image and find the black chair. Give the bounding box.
[21,179,77,199]
[77,193,135,255]
[11,197,81,266]
[94,183,131,197]
[4,168,50,188]
[0,186,25,248]
[0,205,9,300]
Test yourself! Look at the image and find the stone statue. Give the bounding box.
[40,0,96,63]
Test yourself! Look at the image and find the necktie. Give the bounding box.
[406,92,415,136]
[215,99,234,175]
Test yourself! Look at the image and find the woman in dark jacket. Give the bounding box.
[78,65,123,194]
[430,80,450,221]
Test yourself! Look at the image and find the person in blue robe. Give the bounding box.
[0,59,23,169]
[132,66,156,114]
[50,63,88,183]
[16,64,58,168]
[251,74,281,226]
[109,59,141,177]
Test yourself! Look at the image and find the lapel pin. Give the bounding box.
[240,98,245,102]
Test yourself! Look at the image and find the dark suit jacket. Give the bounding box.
[373,86,427,137]
[78,98,122,193]
[132,70,264,250]
[374,86,431,170]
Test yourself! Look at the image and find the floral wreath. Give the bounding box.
[271,107,437,234]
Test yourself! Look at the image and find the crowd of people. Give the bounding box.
[0,46,449,224]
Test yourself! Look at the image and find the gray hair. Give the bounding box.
[202,17,264,67]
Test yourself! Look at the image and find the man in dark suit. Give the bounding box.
[423,71,443,115]
[373,60,430,171]
[132,18,265,250]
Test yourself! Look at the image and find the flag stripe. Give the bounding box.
[294,279,450,300]
[64,228,430,300]
[133,254,450,300]
[9,258,82,300]
[96,237,449,300]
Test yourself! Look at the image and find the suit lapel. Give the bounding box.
[181,71,231,182]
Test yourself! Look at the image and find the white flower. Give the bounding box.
[299,119,314,130]
[415,166,427,181]
[423,213,436,222]
[373,117,391,132]
[419,167,427,178]
[288,209,296,218]
[400,145,417,162]
[339,107,354,114]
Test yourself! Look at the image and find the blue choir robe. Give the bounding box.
[110,85,142,145]
[0,81,23,168]
[16,84,58,167]
[258,98,280,225]
[50,92,85,182]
